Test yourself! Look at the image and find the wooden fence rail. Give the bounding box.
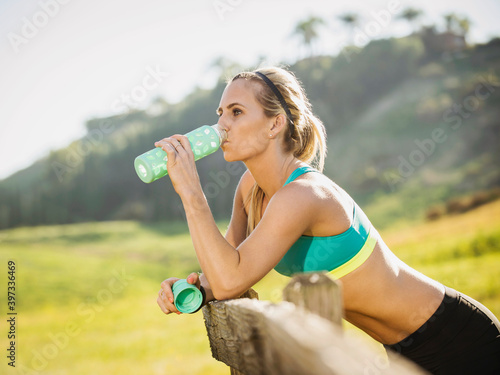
[202,273,427,375]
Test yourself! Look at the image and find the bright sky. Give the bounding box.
[1,0,499,180]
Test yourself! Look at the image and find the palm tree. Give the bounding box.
[458,17,471,39]
[444,13,471,40]
[293,16,325,57]
[444,13,457,32]
[337,12,359,45]
[398,7,424,34]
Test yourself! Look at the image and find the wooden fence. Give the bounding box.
[202,273,428,375]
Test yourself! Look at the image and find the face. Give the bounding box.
[217,78,273,163]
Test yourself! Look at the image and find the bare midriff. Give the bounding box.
[340,238,445,345]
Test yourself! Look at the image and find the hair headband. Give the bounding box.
[255,71,295,129]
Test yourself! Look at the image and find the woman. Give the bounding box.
[156,67,500,374]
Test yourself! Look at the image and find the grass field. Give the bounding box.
[1,200,499,375]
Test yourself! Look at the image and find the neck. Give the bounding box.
[244,149,302,199]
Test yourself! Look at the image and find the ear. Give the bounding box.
[270,114,287,136]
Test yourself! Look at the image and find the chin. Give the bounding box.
[222,152,237,163]
[221,148,243,163]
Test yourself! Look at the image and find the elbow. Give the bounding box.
[211,278,245,301]
[210,252,244,301]
[212,290,231,301]
[211,285,239,301]
[210,251,246,301]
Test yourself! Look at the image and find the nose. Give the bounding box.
[217,117,229,133]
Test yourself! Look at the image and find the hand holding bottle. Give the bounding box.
[134,124,227,183]
[154,134,205,198]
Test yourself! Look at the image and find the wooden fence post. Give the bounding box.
[283,272,343,325]
[203,288,259,375]
[202,275,427,375]
[202,297,426,374]
[231,289,259,375]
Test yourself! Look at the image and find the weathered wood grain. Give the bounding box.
[283,273,343,325]
[202,274,427,375]
[203,298,426,375]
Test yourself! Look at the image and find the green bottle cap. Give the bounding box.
[134,148,168,183]
[172,279,203,314]
[134,156,154,183]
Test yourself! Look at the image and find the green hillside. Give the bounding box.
[0,35,499,230]
[0,199,499,374]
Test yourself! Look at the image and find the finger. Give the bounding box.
[171,135,191,155]
[186,272,201,288]
[186,272,198,284]
[154,138,171,148]
[161,142,177,154]
[155,137,180,147]
[158,289,179,314]
[160,280,175,304]
[157,294,171,315]
[155,138,180,154]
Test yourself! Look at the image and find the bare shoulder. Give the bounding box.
[275,172,352,235]
[269,174,325,219]
[280,171,340,205]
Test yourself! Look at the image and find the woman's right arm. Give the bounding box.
[157,169,254,315]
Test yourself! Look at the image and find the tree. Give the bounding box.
[147,96,170,116]
[398,7,424,34]
[458,18,471,38]
[444,13,471,41]
[208,56,243,83]
[292,16,325,58]
[337,12,359,45]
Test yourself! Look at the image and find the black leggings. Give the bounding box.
[384,287,500,375]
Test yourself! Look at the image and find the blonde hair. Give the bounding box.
[230,66,327,235]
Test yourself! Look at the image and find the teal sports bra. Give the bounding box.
[274,166,378,278]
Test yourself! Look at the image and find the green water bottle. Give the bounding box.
[134,124,227,183]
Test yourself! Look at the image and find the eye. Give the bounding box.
[233,108,242,116]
